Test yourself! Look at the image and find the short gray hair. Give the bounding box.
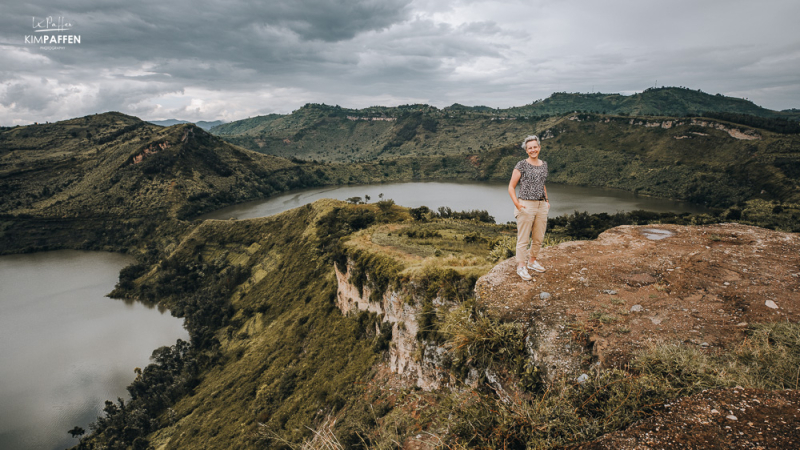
[521,135,540,149]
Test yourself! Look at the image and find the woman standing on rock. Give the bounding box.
[508,135,549,281]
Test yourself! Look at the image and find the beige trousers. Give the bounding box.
[515,200,549,264]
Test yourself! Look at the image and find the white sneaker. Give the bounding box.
[516,265,532,281]
[527,260,546,273]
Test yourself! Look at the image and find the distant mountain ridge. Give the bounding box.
[505,86,799,118]
[207,87,800,167]
[148,119,226,130]
[203,95,800,208]
[210,87,799,141]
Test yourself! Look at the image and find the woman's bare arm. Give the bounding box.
[508,169,524,209]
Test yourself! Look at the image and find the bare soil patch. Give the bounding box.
[476,223,800,369]
[567,388,800,450]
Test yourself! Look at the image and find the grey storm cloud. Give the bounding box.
[0,0,799,125]
[1,0,415,76]
[0,78,54,111]
[3,0,412,43]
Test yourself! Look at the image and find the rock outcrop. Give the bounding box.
[475,223,800,380]
[335,223,800,388]
[624,118,762,140]
[334,262,449,390]
[331,222,800,447]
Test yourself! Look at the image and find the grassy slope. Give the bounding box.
[100,200,800,450]
[85,200,515,449]
[136,202,382,449]
[0,112,443,253]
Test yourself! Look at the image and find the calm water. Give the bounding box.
[200,181,707,223]
[0,250,188,450]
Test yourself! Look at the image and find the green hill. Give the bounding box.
[208,104,800,207]
[0,112,303,220]
[209,87,799,164]
[0,112,385,253]
[506,87,797,118]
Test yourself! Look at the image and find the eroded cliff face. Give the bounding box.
[334,262,450,390]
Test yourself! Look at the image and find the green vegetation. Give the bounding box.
[73,202,388,449]
[0,113,313,233]
[207,96,800,209]
[536,114,800,207]
[702,111,800,134]
[0,99,797,449]
[506,87,798,118]
[408,317,800,449]
[441,304,541,390]
[72,201,515,449]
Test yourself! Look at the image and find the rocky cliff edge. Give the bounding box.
[475,223,799,378]
[334,222,800,447]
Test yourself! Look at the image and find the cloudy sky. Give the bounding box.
[1,0,798,125]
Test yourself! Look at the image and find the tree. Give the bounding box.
[346,196,362,204]
[68,426,85,439]
[377,199,395,212]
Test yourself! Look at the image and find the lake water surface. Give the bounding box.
[200,181,706,222]
[0,250,188,450]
